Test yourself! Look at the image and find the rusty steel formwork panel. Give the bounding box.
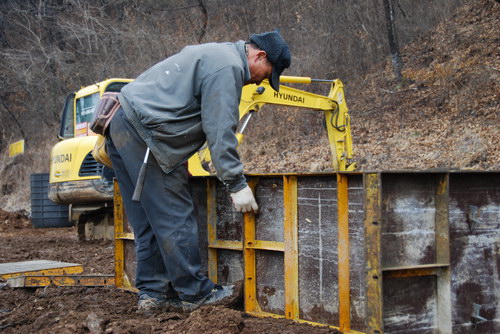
[448,173,499,334]
[114,171,500,334]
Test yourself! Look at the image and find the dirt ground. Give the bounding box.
[0,211,338,334]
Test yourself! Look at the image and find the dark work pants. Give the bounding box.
[106,107,214,302]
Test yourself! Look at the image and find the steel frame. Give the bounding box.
[204,174,362,333]
[114,171,499,333]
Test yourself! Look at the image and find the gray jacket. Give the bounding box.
[118,41,250,193]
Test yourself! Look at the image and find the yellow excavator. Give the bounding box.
[48,76,355,239]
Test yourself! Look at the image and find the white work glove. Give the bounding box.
[230,185,259,213]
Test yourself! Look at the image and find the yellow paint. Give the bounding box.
[115,232,134,240]
[246,310,366,334]
[243,178,258,312]
[284,176,299,320]
[19,275,114,287]
[246,240,284,251]
[8,139,24,157]
[113,179,126,289]
[0,265,83,280]
[206,179,218,282]
[337,173,351,332]
[364,173,383,334]
[243,210,257,313]
[208,240,243,251]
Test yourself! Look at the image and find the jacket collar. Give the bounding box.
[235,40,251,83]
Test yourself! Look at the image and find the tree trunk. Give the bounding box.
[383,0,403,83]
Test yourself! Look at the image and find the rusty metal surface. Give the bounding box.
[252,177,287,315]
[255,177,284,242]
[123,239,136,287]
[190,178,208,274]
[448,172,499,333]
[114,171,500,333]
[215,182,243,241]
[381,173,438,269]
[255,250,285,315]
[216,249,243,285]
[383,276,437,333]
[380,172,444,334]
[346,175,366,332]
[297,176,339,325]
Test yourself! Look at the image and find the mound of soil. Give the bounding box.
[0,209,30,232]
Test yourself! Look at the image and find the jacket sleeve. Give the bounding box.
[200,65,247,193]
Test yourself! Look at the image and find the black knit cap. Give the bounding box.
[250,30,291,91]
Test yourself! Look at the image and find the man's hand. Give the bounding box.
[230,186,259,213]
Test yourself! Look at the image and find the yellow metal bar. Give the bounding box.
[364,173,383,334]
[243,178,259,313]
[206,179,218,283]
[0,265,83,280]
[208,240,244,251]
[337,173,351,332]
[245,240,284,252]
[243,210,257,313]
[284,176,299,320]
[8,275,115,287]
[246,310,366,334]
[114,179,125,289]
[115,232,134,240]
[280,76,312,84]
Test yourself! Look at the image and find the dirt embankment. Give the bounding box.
[241,0,499,173]
[349,0,499,171]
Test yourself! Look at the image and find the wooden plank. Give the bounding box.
[284,175,299,320]
[364,173,383,334]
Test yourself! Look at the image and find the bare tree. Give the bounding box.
[383,0,404,83]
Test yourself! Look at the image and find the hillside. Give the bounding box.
[239,0,499,172]
[0,0,498,212]
[350,0,499,170]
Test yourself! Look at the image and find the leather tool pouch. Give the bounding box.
[89,92,120,136]
[90,92,120,168]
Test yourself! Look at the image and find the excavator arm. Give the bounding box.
[187,75,356,176]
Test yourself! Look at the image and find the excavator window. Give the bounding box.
[105,82,129,92]
[75,93,100,137]
[58,92,75,140]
